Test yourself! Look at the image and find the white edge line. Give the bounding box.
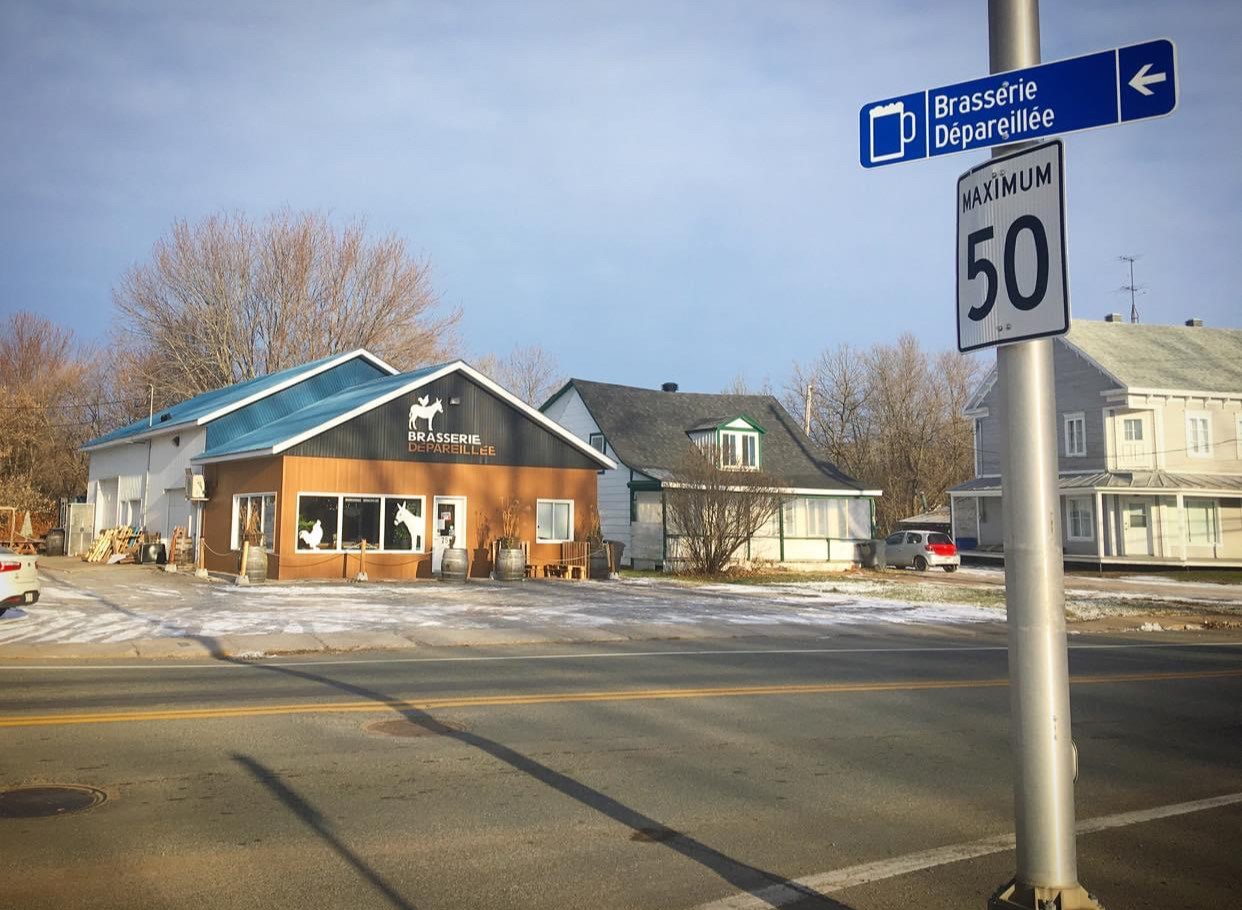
[694,792,1242,910]
[2,640,1240,672]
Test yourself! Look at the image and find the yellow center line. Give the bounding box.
[2,668,1239,729]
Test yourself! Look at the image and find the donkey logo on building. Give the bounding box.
[408,396,444,432]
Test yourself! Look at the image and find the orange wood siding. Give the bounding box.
[201,458,283,575]
[274,456,598,580]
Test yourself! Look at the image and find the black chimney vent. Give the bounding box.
[661,382,679,393]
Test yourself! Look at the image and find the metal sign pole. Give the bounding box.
[987,1,1101,908]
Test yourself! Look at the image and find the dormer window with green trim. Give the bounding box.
[717,416,763,470]
[721,430,757,468]
[686,415,764,470]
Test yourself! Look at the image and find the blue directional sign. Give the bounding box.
[859,38,1177,168]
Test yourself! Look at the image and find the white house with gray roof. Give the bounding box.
[949,317,1242,566]
[542,379,881,570]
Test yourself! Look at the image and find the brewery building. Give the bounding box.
[83,352,614,580]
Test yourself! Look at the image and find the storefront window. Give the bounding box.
[297,495,338,550]
[384,498,424,552]
[342,497,381,549]
[233,493,276,551]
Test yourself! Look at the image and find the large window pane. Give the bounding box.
[297,496,338,550]
[384,498,423,552]
[342,497,381,549]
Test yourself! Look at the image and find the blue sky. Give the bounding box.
[2,0,1238,392]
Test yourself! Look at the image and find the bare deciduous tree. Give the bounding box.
[112,209,460,405]
[474,344,566,407]
[0,312,96,513]
[663,443,787,576]
[785,334,983,534]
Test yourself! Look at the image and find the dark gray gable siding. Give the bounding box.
[288,373,599,469]
[206,357,390,450]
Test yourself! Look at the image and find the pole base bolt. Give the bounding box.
[988,879,1103,910]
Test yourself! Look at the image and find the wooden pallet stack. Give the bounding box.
[83,526,139,563]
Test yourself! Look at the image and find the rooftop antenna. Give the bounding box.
[1118,254,1146,324]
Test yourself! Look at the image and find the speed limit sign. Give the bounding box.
[956,139,1069,352]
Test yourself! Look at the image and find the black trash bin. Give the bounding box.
[45,528,66,557]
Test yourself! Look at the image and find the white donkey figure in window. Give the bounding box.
[393,502,422,551]
[408,395,444,432]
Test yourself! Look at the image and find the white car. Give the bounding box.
[0,546,40,615]
[883,530,961,572]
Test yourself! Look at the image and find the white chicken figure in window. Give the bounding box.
[298,519,324,550]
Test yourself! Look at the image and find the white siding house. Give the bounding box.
[950,318,1242,566]
[542,379,881,570]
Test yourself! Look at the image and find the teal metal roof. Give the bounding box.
[83,351,393,449]
[195,364,448,460]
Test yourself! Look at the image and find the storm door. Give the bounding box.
[431,496,467,573]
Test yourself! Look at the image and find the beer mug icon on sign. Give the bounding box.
[868,100,917,164]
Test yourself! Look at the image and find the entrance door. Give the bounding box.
[1122,498,1153,556]
[431,496,467,573]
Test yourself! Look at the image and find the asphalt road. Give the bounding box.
[2,626,1240,909]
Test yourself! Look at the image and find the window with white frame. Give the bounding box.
[232,493,276,551]
[295,494,425,552]
[1063,413,1086,457]
[1186,412,1212,457]
[1065,497,1093,541]
[720,430,758,469]
[384,498,424,552]
[1123,417,1144,442]
[1184,498,1219,545]
[536,499,574,543]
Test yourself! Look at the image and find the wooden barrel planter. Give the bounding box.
[243,543,268,583]
[494,548,525,582]
[440,548,468,582]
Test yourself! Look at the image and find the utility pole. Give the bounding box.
[1119,254,1144,323]
[987,2,1101,908]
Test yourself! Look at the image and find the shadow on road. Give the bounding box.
[218,651,854,910]
[232,752,418,910]
[38,569,853,908]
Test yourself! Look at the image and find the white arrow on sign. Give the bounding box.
[1129,63,1168,96]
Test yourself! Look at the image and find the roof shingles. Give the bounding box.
[563,379,865,491]
[1066,321,1242,393]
